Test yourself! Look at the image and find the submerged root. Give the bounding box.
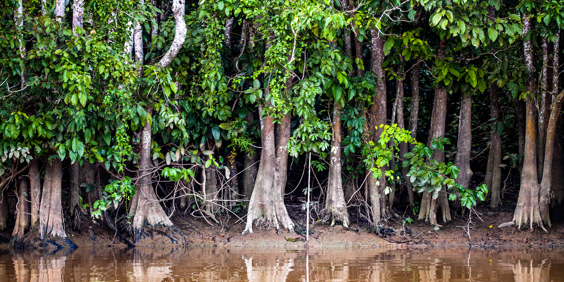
[13,225,77,251]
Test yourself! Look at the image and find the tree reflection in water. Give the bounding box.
[0,248,561,281]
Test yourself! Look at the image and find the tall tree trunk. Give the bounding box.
[405,62,420,205]
[419,47,450,225]
[326,102,350,227]
[0,189,6,230]
[15,0,25,88]
[129,109,173,242]
[72,0,84,32]
[395,57,410,205]
[29,161,41,227]
[538,38,550,180]
[55,0,64,21]
[203,162,218,215]
[243,112,259,201]
[243,103,294,234]
[69,162,81,216]
[516,100,526,160]
[486,84,502,208]
[350,0,364,77]
[513,15,543,230]
[12,177,29,242]
[39,158,66,238]
[454,92,473,190]
[157,0,186,68]
[367,28,388,224]
[539,90,564,226]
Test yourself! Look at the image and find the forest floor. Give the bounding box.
[1,201,564,251]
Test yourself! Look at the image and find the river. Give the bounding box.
[0,247,562,281]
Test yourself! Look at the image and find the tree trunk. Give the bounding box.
[454,92,473,190]
[129,108,173,242]
[203,162,218,215]
[419,46,450,225]
[539,90,564,226]
[157,0,186,68]
[513,15,542,230]
[55,0,64,21]
[29,161,41,227]
[406,62,421,204]
[326,102,350,227]
[69,162,81,216]
[151,0,159,40]
[486,85,503,208]
[39,158,66,238]
[396,57,410,206]
[243,114,259,201]
[368,28,388,224]
[350,0,364,77]
[538,38,550,180]
[224,17,234,53]
[72,0,84,32]
[516,100,526,160]
[243,103,294,234]
[12,177,29,242]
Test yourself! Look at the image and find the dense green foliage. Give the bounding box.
[0,0,563,242]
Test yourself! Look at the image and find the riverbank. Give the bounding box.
[1,204,563,251]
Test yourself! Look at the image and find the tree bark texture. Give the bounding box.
[243,114,259,201]
[454,91,473,190]
[72,0,84,32]
[29,161,41,227]
[326,102,350,227]
[419,46,450,225]
[538,38,550,180]
[129,108,173,242]
[157,0,186,68]
[243,103,294,234]
[513,15,542,229]
[486,85,502,208]
[69,162,81,216]
[55,0,64,22]
[39,158,66,238]
[368,28,388,224]
[11,177,29,242]
[539,90,564,226]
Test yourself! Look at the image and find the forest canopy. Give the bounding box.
[0,0,563,245]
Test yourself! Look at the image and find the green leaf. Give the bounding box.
[488,27,498,42]
[383,38,394,56]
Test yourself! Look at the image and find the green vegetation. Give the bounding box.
[0,0,563,246]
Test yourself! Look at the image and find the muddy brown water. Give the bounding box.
[0,247,563,281]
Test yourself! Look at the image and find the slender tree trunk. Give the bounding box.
[157,0,186,68]
[39,158,66,238]
[539,90,564,226]
[203,162,218,215]
[0,189,6,230]
[405,62,420,205]
[151,0,159,40]
[486,85,503,208]
[516,100,526,160]
[55,0,64,21]
[29,161,41,227]
[129,108,173,242]
[538,38,550,180]
[454,92,473,190]
[395,57,410,206]
[367,28,388,224]
[419,47,450,225]
[513,15,543,230]
[224,17,234,53]
[72,0,84,32]
[350,0,364,77]
[12,177,29,242]
[326,102,350,227]
[243,114,259,201]
[15,0,25,88]
[69,162,81,216]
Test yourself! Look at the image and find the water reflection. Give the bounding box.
[0,247,562,281]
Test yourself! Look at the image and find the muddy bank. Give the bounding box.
[1,205,564,251]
